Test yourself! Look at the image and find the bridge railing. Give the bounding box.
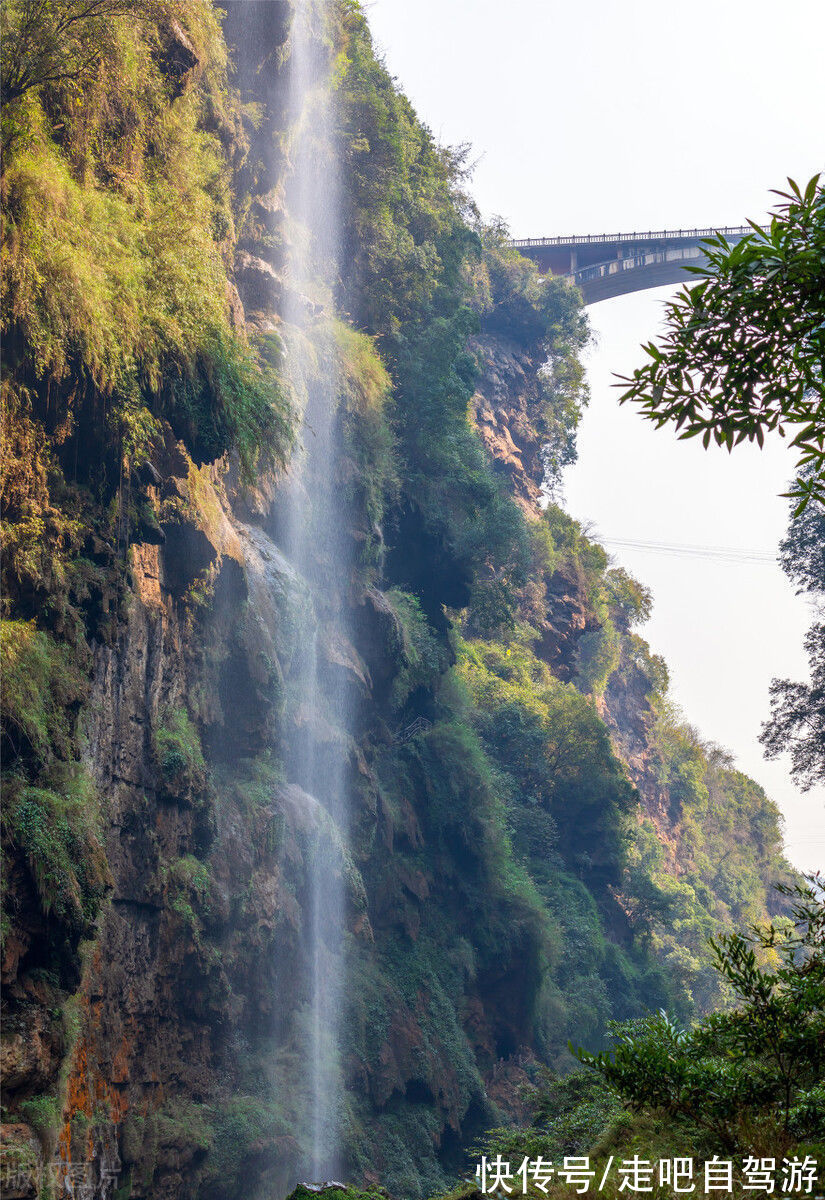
[511,226,752,249]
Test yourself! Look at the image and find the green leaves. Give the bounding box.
[576,876,825,1154]
[617,176,825,511]
[0,619,88,763]
[760,492,825,790]
[2,768,109,935]
[1,0,293,479]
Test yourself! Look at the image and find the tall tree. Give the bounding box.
[761,493,825,790]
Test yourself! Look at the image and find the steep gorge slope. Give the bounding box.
[0,3,792,1198]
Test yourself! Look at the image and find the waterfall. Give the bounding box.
[279,0,347,1181]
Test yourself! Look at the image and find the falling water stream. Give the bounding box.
[279,0,347,1180]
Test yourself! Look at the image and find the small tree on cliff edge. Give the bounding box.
[618,176,825,512]
[575,875,825,1156]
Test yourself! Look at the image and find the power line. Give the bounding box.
[600,536,777,566]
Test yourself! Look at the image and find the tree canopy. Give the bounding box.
[618,176,825,511]
[761,491,825,790]
[577,876,825,1156]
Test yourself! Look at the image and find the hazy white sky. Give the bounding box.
[366,0,825,872]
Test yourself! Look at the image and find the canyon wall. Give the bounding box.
[0,4,793,1199]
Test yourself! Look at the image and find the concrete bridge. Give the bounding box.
[511,226,751,304]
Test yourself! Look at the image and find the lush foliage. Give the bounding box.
[455,622,668,1051]
[1,0,164,113]
[0,619,108,950]
[459,637,636,894]
[335,6,589,631]
[0,0,293,1005]
[633,709,792,1012]
[1,618,86,759]
[154,707,207,799]
[474,225,590,480]
[334,320,397,563]
[387,588,450,710]
[478,1069,623,1163]
[1,0,292,481]
[761,491,825,789]
[335,0,477,340]
[2,768,108,937]
[618,177,825,510]
[501,505,792,1019]
[349,708,556,1194]
[578,877,825,1156]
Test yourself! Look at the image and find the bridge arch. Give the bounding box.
[511,227,750,304]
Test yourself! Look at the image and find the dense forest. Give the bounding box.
[0,2,821,1199]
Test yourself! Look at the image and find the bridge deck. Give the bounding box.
[512,226,752,304]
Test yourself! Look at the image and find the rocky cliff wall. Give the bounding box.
[0,4,794,1199]
[1,10,553,1195]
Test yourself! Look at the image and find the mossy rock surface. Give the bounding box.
[287,1184,394,1200]
[426,1187,482,1200]
[0,1123,42,1198]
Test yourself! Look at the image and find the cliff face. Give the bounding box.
[463,279,793,1020]
[34,350,547,1196]
[0,9,548,1195]
[470,335,548,515]
[53,486,333,1199]
[469,331,598,680]
[0,3,794,1199]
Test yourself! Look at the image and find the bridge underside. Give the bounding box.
[512,228,748,305]
[575,248,708,304]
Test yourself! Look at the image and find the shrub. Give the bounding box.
[578,877,825,1157]
[2,766,109,934]
[477,1069,622,1164]
[153,708,206,800]
[0,619,87,761]
[18,1092,59,1146]
[1,0,293,478]
[387,589,448,710]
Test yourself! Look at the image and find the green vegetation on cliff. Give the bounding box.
[0,5,294,1181]
[1,617,108,965]
[0,2,803,1197]
[326,6,794,1189]
[577,877,824,1160]
[1,0,292,481]
[0,0,293,1018]
[336,2,588,629]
